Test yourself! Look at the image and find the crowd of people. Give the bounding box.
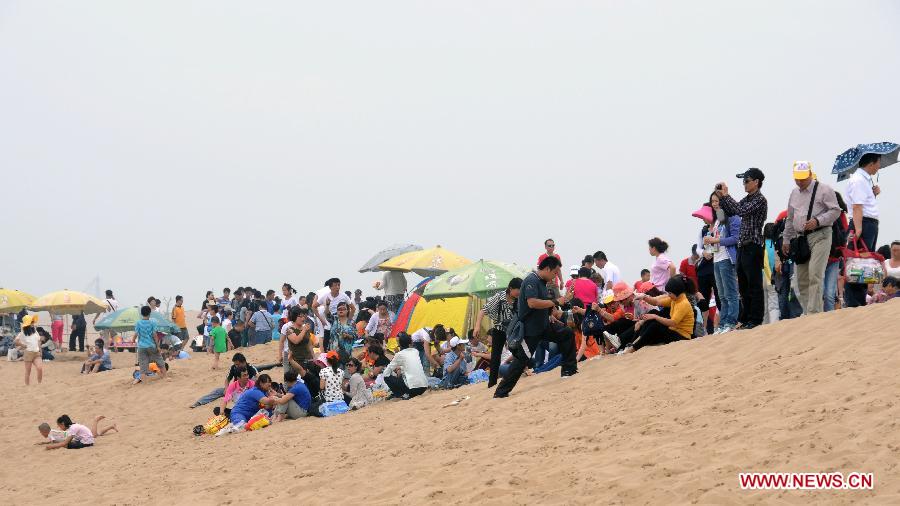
[15,156,900,439]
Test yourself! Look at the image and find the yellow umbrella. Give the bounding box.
[0,288,36,313]
[378,245,473,277]
[29,289,108,315]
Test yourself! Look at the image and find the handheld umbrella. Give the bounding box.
[832,142,898,182]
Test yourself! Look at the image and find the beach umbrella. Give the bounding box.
[0,289,36,313]
[29,289,108,315]
[358,243,424,273]
[422,259,529,301]
[832,142,899,182]
[377,245,472,277]
[94,306,181,333]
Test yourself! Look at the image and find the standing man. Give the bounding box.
[474,277,521,388]
[171,295,189,344]
[844,153,882,307]
[217,288,231,306]
[380,271,407,314]
[716,168,768,330]
[494,256,577,398]
[592,251,621,290]
[93,289,120,347]
[69,312,87,352]
[537,239,564,292]
[781,162,840,314]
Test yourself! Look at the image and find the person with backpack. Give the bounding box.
[781,162,841,315]
[824,192,850,311]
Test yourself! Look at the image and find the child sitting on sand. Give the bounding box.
[38,415,117,450]
[82,339,112,374]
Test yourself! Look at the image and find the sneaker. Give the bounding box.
[603,331,621,350]
[719,325,734,334]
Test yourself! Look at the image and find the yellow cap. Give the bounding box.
[793,160,812,180]
[22,314,38,327]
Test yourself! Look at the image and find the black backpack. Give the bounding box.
[830,212,849,258]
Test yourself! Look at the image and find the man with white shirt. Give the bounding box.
[593,251,620,290]
[844,153,882,307]
[93,290,120,346]
[382,332,429,399]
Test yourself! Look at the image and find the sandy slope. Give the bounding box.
[1,301,898,505]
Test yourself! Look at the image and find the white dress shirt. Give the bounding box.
[845,170,879,219]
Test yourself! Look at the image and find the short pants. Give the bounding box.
[137,347,165,376]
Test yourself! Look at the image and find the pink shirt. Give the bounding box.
[572,278,599,306]
[650,254,673,291]
[224,379,256,404]
[67,423,95,445]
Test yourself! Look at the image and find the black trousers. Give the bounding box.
[494,325,577,398]
[736,244,765,326]
[605,318,635,336]
[384,375,427,398]
[696,272,718,312]
[69,328,86,352]
[630,321,684,350]
[488,328,506,388]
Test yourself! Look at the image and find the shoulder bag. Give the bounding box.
[790,182,818,265]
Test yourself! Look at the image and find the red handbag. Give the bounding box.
[841,238,886,285]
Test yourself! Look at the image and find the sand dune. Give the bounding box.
[1,300,898,505]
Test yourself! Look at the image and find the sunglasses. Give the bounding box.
[546,244,555,248]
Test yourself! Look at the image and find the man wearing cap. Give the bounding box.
[715,168,768,330]
[844,153,882,307]
[782,162,840,315]
[439,335,469,389]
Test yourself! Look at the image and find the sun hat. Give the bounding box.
[792,161,813,180]
[612,282,634,302]
[691,204,713,223]
[636,281,655,294]
[21,314,38,327]
[601,293,615,305]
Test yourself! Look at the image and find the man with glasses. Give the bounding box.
[537,239,563,291]
[715,168,768,330]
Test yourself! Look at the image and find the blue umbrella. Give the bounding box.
[832,142,898,182]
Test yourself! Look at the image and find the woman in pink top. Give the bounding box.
[221,367,255,414]
[43,414,117,450]
[572,267,600,306]
[648,237,676,291]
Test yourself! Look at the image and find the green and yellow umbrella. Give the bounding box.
[0,288,36,313]
[422,260,529,300]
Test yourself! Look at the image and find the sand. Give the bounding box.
[1,300,899,505]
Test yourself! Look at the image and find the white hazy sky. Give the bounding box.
[2,0,898,308]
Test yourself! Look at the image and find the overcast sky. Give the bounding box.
[1,0,898,309]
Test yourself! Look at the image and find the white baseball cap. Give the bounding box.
[448,336,469,348]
